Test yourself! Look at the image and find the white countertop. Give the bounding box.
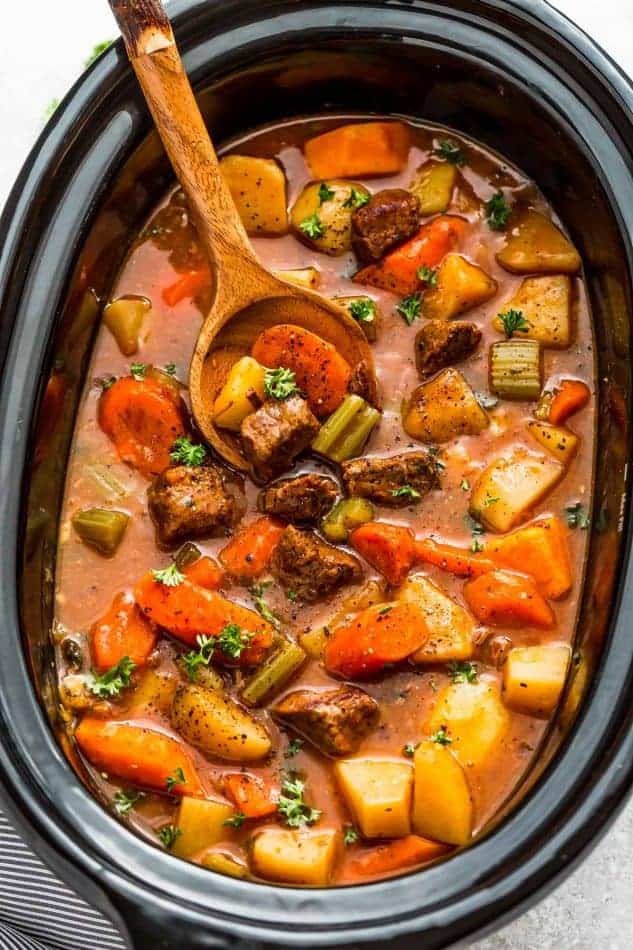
[0,2,631,948]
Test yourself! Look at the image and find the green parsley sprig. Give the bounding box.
[113,789,144,816]
[485,191,511,231]
[88,656,136,699]
[165,767,186,793]
[397,293,422,326]
[250,580,281,629]
[348,299,376,324]
[498,309,529,338]
[277,774,321,828]
[391,485,421,501]
[343,188,370,209]
[299,213,324,239]
[435,139,466,166]
[152,563,185,587]
[263,367,300,401]
[565,502,591,530]
[430,726,452,746]
[158,825,182,849]
[447,661,478,684]
[170,436,207,466]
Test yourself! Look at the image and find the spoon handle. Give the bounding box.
[109,0,263,297]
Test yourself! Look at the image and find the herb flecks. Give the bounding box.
[403,742,419,758]
[344,826,360,845]
[435,139,466,166]
[498,309,529,338]
[263,367,300,401]
[250,580,281,629]
[285,737,304,758]
[485,191,511,231]
[448,661,478,684]
[299,213,324,239]
[216,623,254,660]
[430,726,452,746]
[277,774,321,828]
[343,188,370,209]
[223,812,247,828]
[348,299,376,324]
[417,265,438,287]
[114,789,144,816]
[397,293,422,326]
[181,634,215,681]
[170,436,207,466]
[318,182,336,204]
[565,502,591,530]
[158,825,181,849]
[391,485,421,501]
[88,656,136,699]
[152,563,185,587]
[130,362,146,379]
[166,767,186,792]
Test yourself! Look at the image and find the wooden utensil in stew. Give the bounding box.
[109,0,377,472]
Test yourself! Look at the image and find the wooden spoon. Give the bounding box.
[109,0,378,472]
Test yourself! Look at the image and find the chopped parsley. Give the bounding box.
[391,485,421,501]
[299,213,324,239]
[470,537,485,553]
[348,299,376,324]
[397,293,422,326]
[460,478,471,491]
[158,825,182,849]
[113,789,144,816]
[343,187,370,209]
[448,661,478,684]
[430,726,452,746]
[318,182,336,204]
[223,812,247,828]
[485,191,511,231]
[483,493,500,507]
[170,436,207,466]
[498,308,529,338]
[263,367,300,401]
[165,767,186,793]
[565,502,591,530]
[216,623,254,660]
[344,825,360,845]
[85,40,113,68]
[99,375,117,391]
[250,580,281,629]
[285,737,304,758]
[181,634,215,681]
[286,589,299,603]
[88,656,136,699]
[277,775,321,828]
[152,563,185,587]
[130,362,146,379]
[403,742,419,758]
[417,265,438,287]
[164,362,177,376]
[435,139,466,166]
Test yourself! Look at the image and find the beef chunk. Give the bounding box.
[148,463,246,546]
[347,359,379,405]
[259,473,338,523]
[415,320,482,379]
[341,451,440,506]
[351,188,421,264]
[271,525,363,601]
[240,396,320,484]
[273,686,379,757]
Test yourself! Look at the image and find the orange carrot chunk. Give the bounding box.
[489,517,572,600]
[134,573,273,664]
[304,121,410,179]
[91,592,157,672]
[75,718,204,797]
[251,325,351,419]
[464,570,554,629]
[415,538,496,578]
[162,268,211,307]
[350,522,417,586]
[223,772,278,819]
[354,215,467,296]
[98,376,187,479]
[183,556,225,590]
[324,601,429,678]
[219,517,285,582]
[341,835,450,882]
[548,379,591,425]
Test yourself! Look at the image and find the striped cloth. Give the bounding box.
[0,808,125,950]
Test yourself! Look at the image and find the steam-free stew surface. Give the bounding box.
[55,117,594,886]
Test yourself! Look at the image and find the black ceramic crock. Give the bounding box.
[1,1,632,947]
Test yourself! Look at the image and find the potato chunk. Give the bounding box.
[251,828,340,885]
[403,367,489,444]
[397,574,475,663]
[335,759,413,838]
[423,254,497,320]
[493,275,572,347]
[219,155,288,235]
[526,419,579,464]
[212,356,266,432]
[503,645,571,715]
[171,684,271,761]
[496,211,581,274]
[172,797,234,860]
[412,741,473,845]
[470,449,563,532]
[274,267,320,289]
[291,179,370,255]
[425,680,510,768]
[409,160,458,215]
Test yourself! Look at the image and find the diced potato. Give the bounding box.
[201,851,249,878]
[423,254,498,320]
[333,295,380,342]
[403,367,489,443]
[496,211,581,275]
[397,574,475,663]
[171,684,271,761]
[493,276,572,347]
[409,160,458,215]
[470,450,563,532]
[291,179,370,255]
[219,155,288,235]
[425,680,510,769]
[412,740,473,845]
[335,759,413,838]
[527,419,579,464]
[103,296,151,356]
[127,669,178,716]
[274,266,320,289]
[251,828,339,885]
[212,356,266,432]
[503,645,571,716]
[172,797,234,860]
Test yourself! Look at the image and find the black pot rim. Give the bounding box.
[1,1,633,947]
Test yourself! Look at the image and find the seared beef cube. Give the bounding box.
[259,473,338,523]
[347,359,379,405]
[240,396,320,484]
[148,464,246,546]
[271,525,363,601]
[415,320,482,379]
[351,188,420,264]
[341,451,440,506]
[273,686,379,757]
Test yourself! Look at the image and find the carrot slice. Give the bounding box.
[162,268,211,307]
[219,517,285,582]
[183,556,225,590]
[134,572,273,663]
[324,601,429,678]
[464,570,554,629]
[548,379,590,425]
[75,718,204,797]
[91,592,157,672]
[350,522,417,586]
[489,517,572,600]
[98,376,187,478]
[354,215,467,296]
[415,538,495,578]
[304,121,410,179]
[251,325,351,418]
[223,772,278,818]
[341,835,450,882]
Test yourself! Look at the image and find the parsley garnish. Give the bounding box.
[460,478,471,491]
[417,265,438,287]
[343,188,370,209]
[431,726,452,746]
[448,661,478,684]
[348,299,376,324]
[158,825,181,849]
[114,789,144,816]
[88,656,136,699]
[130,362,146,379]
[152,563,185,587]
[263,367,300,400]
[223,812,247,828]
[85,40,113,68]
[181,634,215,681]
[318,182,336,204]
[286,589,299,603]
[565,502,591,530]
[397,293,422,325]
[285,737,304,758]
[170,436,207,466]
[498,309,529,338]
[216,623,254,660]
[250,581,281,629]
[344,826,360,845]
[403,742,419,758]
[277,775,321,828]
[485,192,511,231]
[470,537,485,553]
[166,767,186,792]
[483,493,500,507]
[99,375,117,391]
[299,213,324,239]
[164,362,177,376]
[435,139,466,166]
[391,485,421,501]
